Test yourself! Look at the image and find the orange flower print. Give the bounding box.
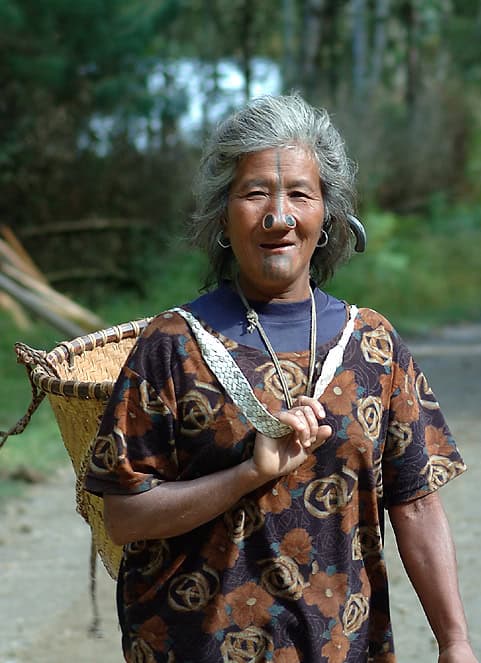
[359,308,393,333]
[322,370,357,416]
[285,455,317,489]
[203,593,231,634]
[254,387,282,416]
[201,521,239,570]
[226,582,274,629]
[274,646,303,662]
[390,359,419,421]
[340,487,359,534]
[181,336,216,382]
[137,615,168,652]
[321,622,350,663]
[213,402,247,448]
[280,529,312,565]
[337,419,372,469]
[379,372,393,408]
[115,385,155,437]
[359,567,371,598]
[304,571,348,618]
[391,390,419,423]
[258,480,292,514]
[425,425,454,457]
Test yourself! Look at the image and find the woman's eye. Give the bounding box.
[290,190,309,199]
[245,190,267,199]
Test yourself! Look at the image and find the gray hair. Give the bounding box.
[188,93,357,286]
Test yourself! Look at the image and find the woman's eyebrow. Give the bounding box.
[235,177,271,190]
[287,178,318,190]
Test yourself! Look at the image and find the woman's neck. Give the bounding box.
[235,273,311,303]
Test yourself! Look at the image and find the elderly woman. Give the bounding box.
[85,95,476,662]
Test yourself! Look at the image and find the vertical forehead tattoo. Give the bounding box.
[261,150,297,230]
[276,150,283,221]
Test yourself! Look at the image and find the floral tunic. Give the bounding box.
[84,305,466,663]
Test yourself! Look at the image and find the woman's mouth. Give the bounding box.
[260,241,295,251]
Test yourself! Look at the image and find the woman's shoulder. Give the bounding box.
[136,308,197,348]
[354,306,396,334]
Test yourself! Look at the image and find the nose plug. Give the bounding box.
[262,213,297,229]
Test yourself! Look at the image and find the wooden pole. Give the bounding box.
[0,273,88,339]
[0,225,48,283]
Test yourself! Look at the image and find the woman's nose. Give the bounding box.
[262,213,297,230]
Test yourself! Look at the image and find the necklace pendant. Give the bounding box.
[235,276,317,409]
[246,309,259,334]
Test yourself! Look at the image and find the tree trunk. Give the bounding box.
[402,0,419,109]
[240,0,255,101]
[352,0,367,105]
[282,0,296,92]
[299,0,325,98]
[369,0,390,93]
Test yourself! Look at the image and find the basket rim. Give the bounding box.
[22,317,152,400]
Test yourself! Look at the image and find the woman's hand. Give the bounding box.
[438,641,478,663]
[251,396,331,481]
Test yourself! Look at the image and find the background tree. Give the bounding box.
[0,0,479,324]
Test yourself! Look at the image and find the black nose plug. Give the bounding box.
[262,214,297,230]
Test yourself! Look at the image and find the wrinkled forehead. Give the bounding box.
[233,145,320,183]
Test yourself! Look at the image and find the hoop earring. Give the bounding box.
[216,230,231,249]
[316,229,329,248]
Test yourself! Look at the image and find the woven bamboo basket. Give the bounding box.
[1,318,152,580]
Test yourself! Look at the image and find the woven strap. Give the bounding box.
[0,342,59,449]
[313,305,358,399]
[172,305,358,437]
[172,308,292,438]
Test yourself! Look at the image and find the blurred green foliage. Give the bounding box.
[331,204,481,334]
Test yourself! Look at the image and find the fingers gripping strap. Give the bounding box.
[171,308,291,438]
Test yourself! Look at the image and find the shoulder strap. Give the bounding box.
[171,307,291,438]
[313,305,358,399]
[172,304,358,435]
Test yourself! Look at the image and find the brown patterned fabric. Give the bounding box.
[84,306,466,662]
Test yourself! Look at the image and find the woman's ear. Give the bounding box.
[220,213,229,234]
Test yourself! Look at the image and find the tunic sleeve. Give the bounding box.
[381,333,466,507]
[84,320,179,497]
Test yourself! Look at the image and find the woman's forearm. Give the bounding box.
[388,491,472,653]
[104,458,265,544]
[104,399,329,545]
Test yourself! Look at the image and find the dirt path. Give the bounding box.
[1,326,480,663]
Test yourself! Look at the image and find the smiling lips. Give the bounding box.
[260,239,296,250]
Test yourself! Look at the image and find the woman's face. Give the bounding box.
[225,146,325,301]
